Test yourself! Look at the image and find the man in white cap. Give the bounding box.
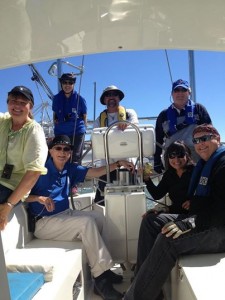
[93,85,138,204]
[94,85,138,129]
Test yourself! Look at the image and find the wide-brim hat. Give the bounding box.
[100,85,124,105]
[49,135,72,149]
[8,86,34,104]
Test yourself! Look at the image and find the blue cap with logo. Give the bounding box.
[172,79,190,91]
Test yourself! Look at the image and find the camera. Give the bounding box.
[1,164,14,179]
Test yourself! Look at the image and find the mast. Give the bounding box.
[93,82,97,121]
[188,50,196,102]
[57,59,62,92]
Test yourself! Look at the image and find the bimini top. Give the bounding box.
[1,1,225,69]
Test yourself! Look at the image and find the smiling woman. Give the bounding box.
[0,85,48,230]
[144,140,195,215]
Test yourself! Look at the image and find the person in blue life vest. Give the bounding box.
[26,135,135,300]
[52,73,87,196]
[124,124,225,300]
[154,79,212,174]
[93,85,139,205]
[52,73,87,164]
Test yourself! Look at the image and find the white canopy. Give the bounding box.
[1,1,225,69]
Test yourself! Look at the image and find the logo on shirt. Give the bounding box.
[199,176,208,186]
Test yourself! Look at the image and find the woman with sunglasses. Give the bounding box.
[0,86,48,230]
[144,140,195,214]
[133,141,195,288]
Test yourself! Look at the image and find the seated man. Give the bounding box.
[26,135,134,300]
[124,124,225,300]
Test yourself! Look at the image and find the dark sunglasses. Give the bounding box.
[53,146,71,152]
[62,81,74,85]
[192,134,214,144]
[173,88,188,93]
[105,92,119,97]
[168,152,186,159]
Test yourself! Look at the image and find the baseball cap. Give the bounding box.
[8,86,34,104]
[59,73,76,83]
[172,79,190,91]
[49,135,72,149]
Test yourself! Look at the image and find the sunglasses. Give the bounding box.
[105,92,119,97]
[168,152,186,159]
[173,88,188,93]
[61,81,74,85]
[192,134,214,144]
[53,146,71,152]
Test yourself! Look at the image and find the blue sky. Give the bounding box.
[0,49,224,141]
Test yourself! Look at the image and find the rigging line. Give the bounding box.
[34,65,54,99]
[32,79,47,118]
[70,55,85,162]
[28,64,54,100]
[164,50,173,84]
[69,55,85,211]
[33,77,45,104]
[32,79,52,123]
[45,107,53,123]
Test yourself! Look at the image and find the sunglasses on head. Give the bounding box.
[192,134,214,144]
[168,152,186,159]
[105,91,119,97]
[173,87,188,93]
[61,80,74,85]
[53,146,71,152]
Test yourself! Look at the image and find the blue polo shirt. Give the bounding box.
[28,158,88,216]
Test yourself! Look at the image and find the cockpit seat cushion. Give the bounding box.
[8,272,44,300]
[5,246,81,282]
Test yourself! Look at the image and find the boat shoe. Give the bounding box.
[94,277,124,300]
[105,269,123,284]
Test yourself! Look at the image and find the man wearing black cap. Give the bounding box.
[53,73,87,196]
[26,135,134,300]
[52,73,87,164]
[125,124,225,300]
[93,85,138,204]
[154,79,212,173]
